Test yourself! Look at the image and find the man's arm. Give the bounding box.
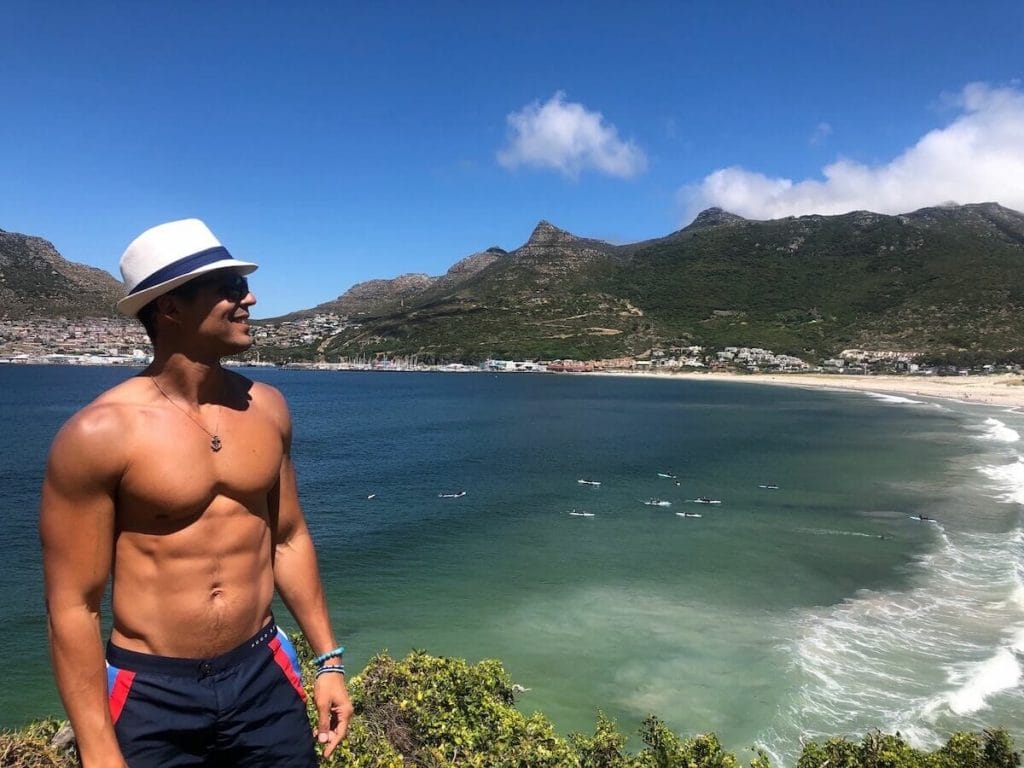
[40,408,127,767]
[267,389,353,756]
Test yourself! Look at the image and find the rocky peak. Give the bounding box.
[844,210,886,228]
[903,202,1024,237]
[342,273,434,300]
[511,222,619,278]
[526,220,581,246]
[445,248,506,278]
[686,208,747,230]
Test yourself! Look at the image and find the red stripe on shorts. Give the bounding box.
[108,669,136,724]
[268,636,307,701]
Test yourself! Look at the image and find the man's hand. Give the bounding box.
[314,672,354,757]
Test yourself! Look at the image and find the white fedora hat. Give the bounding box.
[117,218,258,316]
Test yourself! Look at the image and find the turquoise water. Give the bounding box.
[2,366,1022,764]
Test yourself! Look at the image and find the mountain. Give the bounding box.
[0,229,123,318]
[282,202,1024,363]
[608,202,1024,360]
[8,203,1024,364]
[283,247,509,321]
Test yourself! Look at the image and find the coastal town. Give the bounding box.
[2,315,1019,379]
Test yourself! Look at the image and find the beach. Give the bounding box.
[593,370,1024,409]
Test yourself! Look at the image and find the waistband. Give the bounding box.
[106,615,279,678]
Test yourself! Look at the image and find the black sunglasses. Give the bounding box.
[180,273,251,303]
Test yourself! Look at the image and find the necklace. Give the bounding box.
[151,378,223,452]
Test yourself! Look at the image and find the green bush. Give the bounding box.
[795,729,1021,768]
[3,644,1019,768]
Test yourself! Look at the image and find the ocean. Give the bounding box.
[2,365,1022,765]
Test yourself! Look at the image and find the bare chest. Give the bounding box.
[118,408,283,527]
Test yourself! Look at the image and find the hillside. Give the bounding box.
[0,229,123,319]
[6,203,1024,364]
[604,203,1024,360]
[288,203,1024,363]
[284,247,509,320]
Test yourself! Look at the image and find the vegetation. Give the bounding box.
[0,718,75,768]
[304,204,1024,364]
[4,642,1019,768]
[7,204,1024,363]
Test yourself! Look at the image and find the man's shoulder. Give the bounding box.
[232,372,287,411]
[48,379,149,471]
[80,377,157,424]
[222,371,291,438]
[61,378,145,434]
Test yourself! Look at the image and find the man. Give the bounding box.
[40,219,352,767]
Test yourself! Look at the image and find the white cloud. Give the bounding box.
[497,91,647,179]
[682,82,1024,222]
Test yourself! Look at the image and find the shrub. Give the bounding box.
[4,643,1019,768]
[0,718,78,768]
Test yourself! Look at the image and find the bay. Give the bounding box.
[2,365,1022,764]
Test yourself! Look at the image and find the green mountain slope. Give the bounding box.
[612,204,1024,358]
[6,203,1024,364]
[308,203,1024,362]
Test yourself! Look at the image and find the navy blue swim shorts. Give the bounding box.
[105,618,315,767]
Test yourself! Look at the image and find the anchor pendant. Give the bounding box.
[211,435,223,452]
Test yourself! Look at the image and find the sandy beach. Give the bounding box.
[593,370,1024,409]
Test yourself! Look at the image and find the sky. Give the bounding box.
[2,1,1023,317]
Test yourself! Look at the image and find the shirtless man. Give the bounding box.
[40,219,352,767]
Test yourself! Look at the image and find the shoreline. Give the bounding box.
[5,359,1023,410]
[587,370,1024,410]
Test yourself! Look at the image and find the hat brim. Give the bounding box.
[116,260,259,317]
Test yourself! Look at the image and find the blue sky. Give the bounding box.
[3,1,1022,317]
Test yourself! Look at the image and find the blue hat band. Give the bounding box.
[130,246,234,295]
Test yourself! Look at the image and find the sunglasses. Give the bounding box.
[181,273,251,303]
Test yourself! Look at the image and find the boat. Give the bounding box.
[675,512,703,518]
[758,484,780,490]
[657,472,677,479]
[569,510,595,517]
[642,499,672,507]
[577,479,601,486]
[367,493,377,500]
[438,491,467,499]
[692,497,721,505]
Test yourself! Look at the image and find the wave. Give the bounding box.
[757,418,1024,763]
[760,523,1024,762]
[797,527,883,539]
[977,457,1024,504]
[923,627,1024,717]
[864,392,927,405]
[974,417,1021,443]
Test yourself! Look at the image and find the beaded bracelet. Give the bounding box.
[315,665,346,679]
[313,646,345,666]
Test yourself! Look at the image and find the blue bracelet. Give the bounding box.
[313,646,345,666]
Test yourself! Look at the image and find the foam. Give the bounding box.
[757,414,1024,764]
[975,418,1021,443]
[864,392,926,405]
[762,518,1024,760]
[978,457,1024,504]
[1010,584,1024,612]
[797,527,880,538]
[941,645,1023,716]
